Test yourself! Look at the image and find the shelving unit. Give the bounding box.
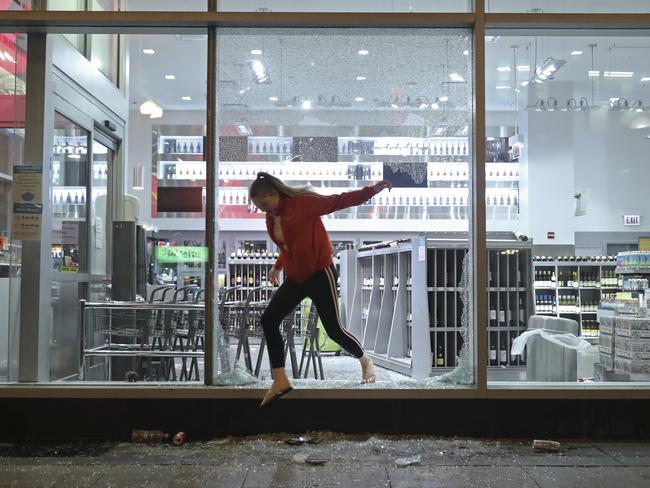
[341,235,533,379]
[151,128,521,220]
[533,257,620,340]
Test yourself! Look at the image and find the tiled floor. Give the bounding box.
[1,435,650,487]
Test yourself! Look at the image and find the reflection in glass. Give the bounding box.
[487,0,650,13]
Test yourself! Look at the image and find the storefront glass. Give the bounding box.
[0,32,25,382]
[0,0,30,10]
[485,31,650,386]
[487,1,650,13]
[217,0,470,12]
[214,27,475,387]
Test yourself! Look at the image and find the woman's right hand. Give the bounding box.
[268,267,281,286]
[373,180,392,194]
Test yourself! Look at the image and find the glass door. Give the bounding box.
[88,133,114,301]
[50,112,89,380]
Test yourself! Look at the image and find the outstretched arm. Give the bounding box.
[303,180,392,217]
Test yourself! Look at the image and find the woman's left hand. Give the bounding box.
[373,180,392,194]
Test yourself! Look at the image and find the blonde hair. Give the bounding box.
[248,172,316,199]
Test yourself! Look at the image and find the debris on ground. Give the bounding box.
[172,432,187,446]
[532,439,561,452]
[394,454,422,467]
[284,435,324,446]
[305,455,328,465]
[131,430,170,443]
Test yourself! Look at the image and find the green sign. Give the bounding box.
[155,246,208,263]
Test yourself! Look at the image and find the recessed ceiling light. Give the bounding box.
[641,77,650,82]
[142,48,155,55]
[164,74,176,80]
[268,96,279,102]
[497,66,511,72]
[438,96,449,102]
[571,50,583,55]
[463,50,469,56]
[496,84,511,90]
[301,100,313,110]
[449,73,465,82]
[516,65,530,72]
[354,97,364,102]
[181,96,192,101]
[356,76,366,81]
[604,71,634,78]
[358,49,369,55]
[250,49,262,55]
[588,70,600,77]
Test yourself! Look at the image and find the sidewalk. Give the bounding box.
[1,434,650,487]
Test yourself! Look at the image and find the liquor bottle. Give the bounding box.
[489,341,498,366]
[489,302,497,327]
[436,344,445,367]
[499,337,508,366]
[498,302,506,326]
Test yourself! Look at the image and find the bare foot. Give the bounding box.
[360,356,376,384]
[260,380,293,407]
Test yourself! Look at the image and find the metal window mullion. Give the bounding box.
[204,22,218,386]
[472,0,487,396]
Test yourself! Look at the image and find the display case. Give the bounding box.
[151,128,521,221]
[341,235,533,379]
[533,256,619,340]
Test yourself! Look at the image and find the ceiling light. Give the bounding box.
[358,49,369,55]
[356,76,366,81]
[249,60,270,84]
[439,96,449,102]
[68,154,81,159]
[164,74,176,80]
[571,50,583,55]
[497,66,511,72]
[149,106,163,119]
[609,97,620,103]
[142,48,155,55]
[516,65,530,72]
[496,85,510,90]
[449,73,465,83]
[532,57,566,84]
[588,70,600,77]
[641,77,650,82]
[604,71,634,78]
[139,99,158,115]
[520,81,529,87]
[181,96,192,101]
[301,100,312,110]
[268,96,278,102]
[431,102,440,110]
[463,50,469,56]
[354,97,364,102]
[236,124,252,135]
[250,49,262,55]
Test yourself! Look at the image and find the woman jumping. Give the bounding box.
[248,172,392,407]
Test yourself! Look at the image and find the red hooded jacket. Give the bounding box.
[267,187,375,283]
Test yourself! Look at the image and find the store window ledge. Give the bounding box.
[2,384,650,399]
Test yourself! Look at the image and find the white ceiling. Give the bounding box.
[127,31,650,118]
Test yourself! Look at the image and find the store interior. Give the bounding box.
[2,21,650,386]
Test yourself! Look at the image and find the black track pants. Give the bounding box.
[260,264,364,369]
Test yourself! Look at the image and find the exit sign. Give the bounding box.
[624,215,641,226]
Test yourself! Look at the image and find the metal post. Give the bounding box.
[472,0,488,394]
[204,2,219,385]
